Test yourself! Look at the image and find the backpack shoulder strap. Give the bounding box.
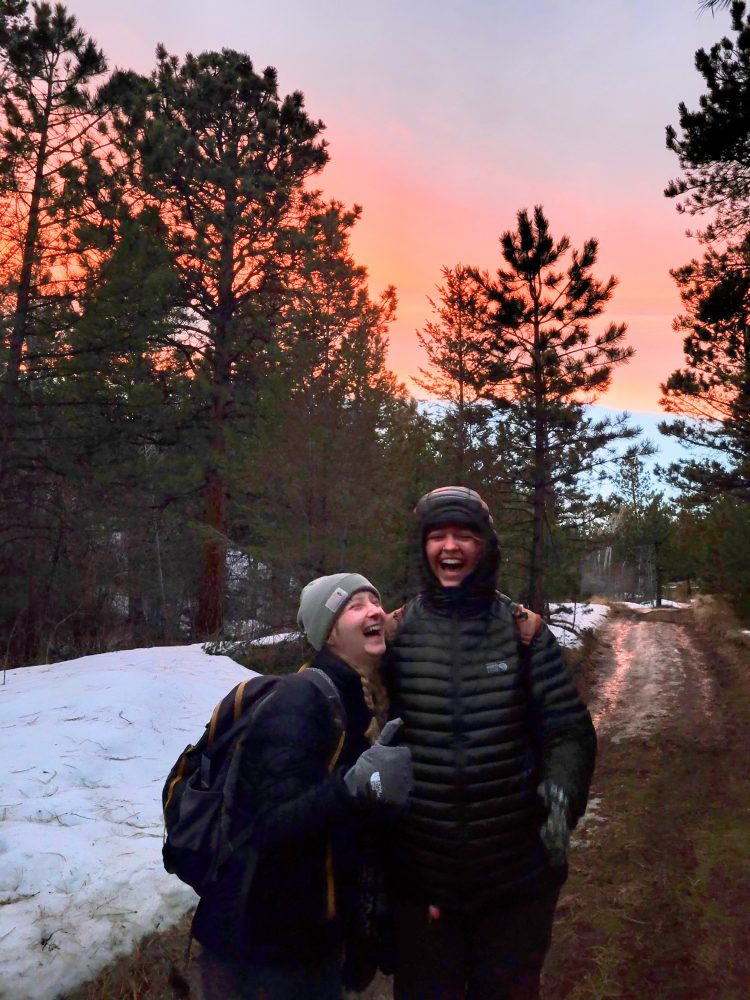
[206,675,277,747]
[298,665,347,770]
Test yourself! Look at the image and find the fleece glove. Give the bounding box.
[344,718,413,807]
[537,779,571,869]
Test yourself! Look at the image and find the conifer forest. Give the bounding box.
[2,0,750,670]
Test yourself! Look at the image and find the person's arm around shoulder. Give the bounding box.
[384,604,406,644]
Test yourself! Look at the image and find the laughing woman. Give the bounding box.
[193,573,413,1000]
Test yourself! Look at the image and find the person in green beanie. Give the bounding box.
[194,572,413,1000]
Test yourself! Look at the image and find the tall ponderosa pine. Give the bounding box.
[472,206,637,612]
[0,1,106,482]
[104,47,328,636]
[666,1,750,242]
[659,238,750,501]
[244,199,404,616]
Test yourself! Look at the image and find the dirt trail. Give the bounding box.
[543,604,750,999]
[590,612,724,747]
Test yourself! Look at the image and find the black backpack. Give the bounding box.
[162,666,346,896]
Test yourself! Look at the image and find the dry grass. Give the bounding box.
[61,913,194,1000]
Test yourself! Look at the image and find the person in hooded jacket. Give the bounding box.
[384,487,597,1000]
[194,572,413,1000]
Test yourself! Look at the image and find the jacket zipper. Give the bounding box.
[450,610,468,844]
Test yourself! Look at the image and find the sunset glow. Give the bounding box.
[65,0,726,414]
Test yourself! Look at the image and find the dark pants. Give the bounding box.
[392,888,560,1000]
[197,946,343,1000]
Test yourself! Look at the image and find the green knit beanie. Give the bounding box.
[297,573,380,650]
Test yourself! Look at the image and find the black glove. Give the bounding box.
[537,779,571,868]
[344,718,413,807]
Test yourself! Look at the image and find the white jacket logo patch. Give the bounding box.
[486,661,509,674]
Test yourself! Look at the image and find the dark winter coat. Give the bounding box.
[386,591,596,910]
[190,647,376,967]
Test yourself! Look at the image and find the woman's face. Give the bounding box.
[327,589,386,668]
[425,523,484,587]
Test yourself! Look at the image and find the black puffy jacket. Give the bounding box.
[386,592,596,910]
[190,648,375,967]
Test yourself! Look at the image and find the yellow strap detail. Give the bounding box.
[300,660,345,919]
[325,846,336,920]
[207,699,223,745]
[325,692,346,920]
[163,749,191,815]
[233,679,250,724]
[207,679,251,746]
[328,729,345,773]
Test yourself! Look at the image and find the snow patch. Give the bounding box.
[0,645,255,1000]
[548,603,610,649]
[248,631,300,646]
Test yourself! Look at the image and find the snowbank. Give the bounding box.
[619,600,691,612]
[0,645,253,1000]
[548,602,610,648]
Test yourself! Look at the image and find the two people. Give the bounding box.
[189,486,596,999]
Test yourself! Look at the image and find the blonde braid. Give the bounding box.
[360,669,390,744]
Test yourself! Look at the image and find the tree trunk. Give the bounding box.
[196,462,228,638]
[528,283,547,613]
[195,201,235,639]
[0,75,53,485]
[125,527,147,642]
[456,279,466,483]
[654,543,663,607]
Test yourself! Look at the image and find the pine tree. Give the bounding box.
[666,1,750,242]
[471,206,639,612]
[240,198,405,621]
[103,47,328,637]
[659,238,750,501]
[414,265,490,482]
[0,1,106,482]
[612,454,676,606]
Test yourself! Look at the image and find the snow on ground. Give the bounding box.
[249,631,299,646]
[0,645,253,1000]
[548,602,610,648]
[618,600,691,612]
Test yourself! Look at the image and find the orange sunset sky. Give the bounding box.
[68,0,729,416]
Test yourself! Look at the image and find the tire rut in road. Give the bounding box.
[590,615,724,747]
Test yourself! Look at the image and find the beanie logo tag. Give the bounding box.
[325,587,349,613]
[486,661,508,675]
